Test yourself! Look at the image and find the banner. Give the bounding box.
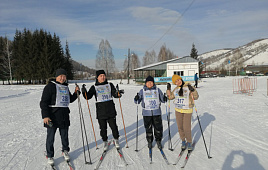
[154,76,194,82]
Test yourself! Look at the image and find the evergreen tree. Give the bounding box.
[190,43,198,59]
[64,40,74,80]
[190,43,201,73]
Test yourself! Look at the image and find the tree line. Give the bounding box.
[0,28,73,84]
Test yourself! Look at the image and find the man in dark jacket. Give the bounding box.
[40,68,80,165]
[81,70,123,151]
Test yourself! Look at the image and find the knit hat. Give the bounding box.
[145,75,154,83]
[96,70,106,78]
[172,74,182,84]
[55,68,67,77]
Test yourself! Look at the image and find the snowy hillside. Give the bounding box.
[198,38,268,70]
[0,77,267,170]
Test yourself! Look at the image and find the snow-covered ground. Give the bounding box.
[0,77,267,170]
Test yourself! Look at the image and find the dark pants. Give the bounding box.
[143,115,163,143]
[46,127,69,158]
[98,117,119,141]
[194,80,198,88]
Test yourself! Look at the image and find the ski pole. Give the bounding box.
[165,100,173,151]
[83,84,98,150]
[191,93,212,159]
[135,101,139,152]
[168,98,173,150]
[75,84,92,164]
[116,84,129,148]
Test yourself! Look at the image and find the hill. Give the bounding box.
[198,38,268,71]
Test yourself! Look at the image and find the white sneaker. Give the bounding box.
[114,139,120,149]
[47,157,54,165]
[63,150,70,161]
[103,141,108,151]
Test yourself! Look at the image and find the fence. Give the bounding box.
[232,77,257,96]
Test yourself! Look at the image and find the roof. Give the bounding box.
[134,56,199,71]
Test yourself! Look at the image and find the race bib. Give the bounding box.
[50,81,70,107]
[143,88,160,110]
[95,84,112,103]
[173,87,190,109]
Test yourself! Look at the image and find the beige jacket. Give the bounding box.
[167,82,199,109]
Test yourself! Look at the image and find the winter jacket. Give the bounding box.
[134,84,165,116]
[82,79,121,119]
[167,82,198,113]
[40,80,78,128]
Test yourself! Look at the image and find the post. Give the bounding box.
[127,48,130,84]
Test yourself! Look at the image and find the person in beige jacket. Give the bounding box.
[166,74,199,150]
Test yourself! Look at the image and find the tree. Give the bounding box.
[95,39,115,76]
[0,36,13,84]
[190,43,201,73]
[190,43,198,60]
[123,52,141,77]
[64,40,74,80]
[158,44,176,62]
[143,50,157,66]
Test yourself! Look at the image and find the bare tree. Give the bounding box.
[158,44,176,62]
[123,52,141,78]
[95,39,115,76]
[142,50,157,66]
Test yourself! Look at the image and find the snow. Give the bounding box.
[0,77,268,170]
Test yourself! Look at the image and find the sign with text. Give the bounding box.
[154,76,194,83]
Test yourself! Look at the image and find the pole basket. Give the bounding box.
[232,77,257,96]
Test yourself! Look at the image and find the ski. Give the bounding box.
[94,141,112,170]
[173,148,186,165]
[181,142,196,168]
[115,148,128,166]
[65,160,73,170]
[113,140,128,166]
[181,150,193,168]
[44,152,57,170]
[159,149,170,165]
[48,164,57,170]
[149,148,152,164]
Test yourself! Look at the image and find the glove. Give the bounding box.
[163,95,168,102]
[134,93,140,101]
[167,83,171,90]
[187,84,194,92]
[82,84,87,94]
[119,89,124,95]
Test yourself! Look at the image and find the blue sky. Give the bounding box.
[1,0,267,70]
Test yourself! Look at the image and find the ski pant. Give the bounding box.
[98,117,119,141]
[46,127,69,158]
[175,111,192,143]
[194,80,198,88]
[143,115,163,143]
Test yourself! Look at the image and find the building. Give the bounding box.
[134,56,199,83]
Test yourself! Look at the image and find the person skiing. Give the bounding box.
[166,74,198,151]
[40,68,80,165]
[194,73,199,88]
[134,75,167,149]
[81,70,123,151]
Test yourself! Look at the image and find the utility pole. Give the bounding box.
[127,48,130,84]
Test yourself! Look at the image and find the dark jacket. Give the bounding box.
[40,80,78,128]
[82,79,120,119]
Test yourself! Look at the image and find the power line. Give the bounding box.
[146,0,196,51]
